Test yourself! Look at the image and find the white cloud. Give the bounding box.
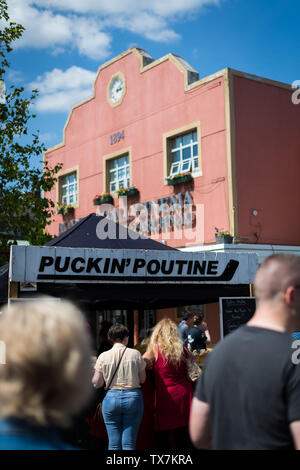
[7,69,24,84]
[6,0,112,60]
[32,0,220,17]
[6,0,222,59]
[30,66,96,112]
[39,132,58,144]
[112,12,180,43]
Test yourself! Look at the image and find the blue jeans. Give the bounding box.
[102,389,143,450]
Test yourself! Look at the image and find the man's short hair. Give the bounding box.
[108,323,129,343]
[254,254,300,301]
[183,312,193,321]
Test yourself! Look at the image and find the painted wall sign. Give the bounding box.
[9,246,258,285]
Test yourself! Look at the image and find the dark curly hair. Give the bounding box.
[108,323,129,343]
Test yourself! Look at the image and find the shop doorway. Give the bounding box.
[97,309,134,348]
[138,309,156,342]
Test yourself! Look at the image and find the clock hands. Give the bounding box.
[108,74,125,105]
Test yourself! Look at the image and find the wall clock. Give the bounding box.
[107,73,126,106]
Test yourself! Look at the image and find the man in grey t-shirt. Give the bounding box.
[189,254,300,450]
[178,312,194,345]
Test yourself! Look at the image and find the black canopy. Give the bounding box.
[47,213,177,251]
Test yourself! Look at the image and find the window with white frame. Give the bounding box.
[108,154,130,193]
[61,172,78,204]
[169,130,199,176]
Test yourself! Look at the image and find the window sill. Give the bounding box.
[164,170,202,186]
[191,170,202,178]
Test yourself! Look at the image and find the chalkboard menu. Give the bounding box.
[219,297,256,338]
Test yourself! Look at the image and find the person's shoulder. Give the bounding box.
[127,347,142,358]
[98,347,113,361]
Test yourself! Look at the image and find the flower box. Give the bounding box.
[93,194,114,205]
[166,173,193,186]
[215,234,233,244]
[117,187,139,198]
[57,204,75,215]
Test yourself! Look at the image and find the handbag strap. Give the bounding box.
[106,346,127,390]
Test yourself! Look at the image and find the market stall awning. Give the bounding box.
[7,213,259,309]
[46,213,177,251]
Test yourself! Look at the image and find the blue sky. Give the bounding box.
[4,0,300,153]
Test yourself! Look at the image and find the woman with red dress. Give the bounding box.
[143,318,194,450]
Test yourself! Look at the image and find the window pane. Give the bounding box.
[170,139,177,150]
[171,150,181,163]
[182,147,191,160]
[109,159,116,170]
[193,144,198,157]
[110,169,116,181]
[192,130,197,142]
[192,158,199,170]
[170,162,180,175]
[68,173,76,183]
[171,136,182,149]
[118,168,125,179]
[181,160,191,172]
[182,132,192,146]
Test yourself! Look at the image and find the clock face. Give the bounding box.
[108,74,125,105]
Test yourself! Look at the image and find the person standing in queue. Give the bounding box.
[143,318,193,450]
[193,313,211,345]
[187,318,208,354]
[0,297,93,450]
[178,312,194,346]
[190,254,300,450]
[92,323,146,450]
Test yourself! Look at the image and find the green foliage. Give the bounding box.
[0,0,62,256]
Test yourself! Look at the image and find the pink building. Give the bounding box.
[44,48,300,343]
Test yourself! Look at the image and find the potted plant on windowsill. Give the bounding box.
[93,193,114,205]
[214,227,233,244]
[166,171,193,186]
[116,186,139,198]
[56,202,75,216]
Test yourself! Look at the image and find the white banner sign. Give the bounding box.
[9,245,258,284]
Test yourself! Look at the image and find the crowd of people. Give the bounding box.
[0,254,300,450]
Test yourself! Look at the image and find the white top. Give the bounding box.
[94,343,145,390]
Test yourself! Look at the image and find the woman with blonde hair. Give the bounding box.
[143,318,193,450]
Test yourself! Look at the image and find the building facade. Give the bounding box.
[44,47,300,344]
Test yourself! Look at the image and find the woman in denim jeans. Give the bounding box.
[92,324,146,450]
